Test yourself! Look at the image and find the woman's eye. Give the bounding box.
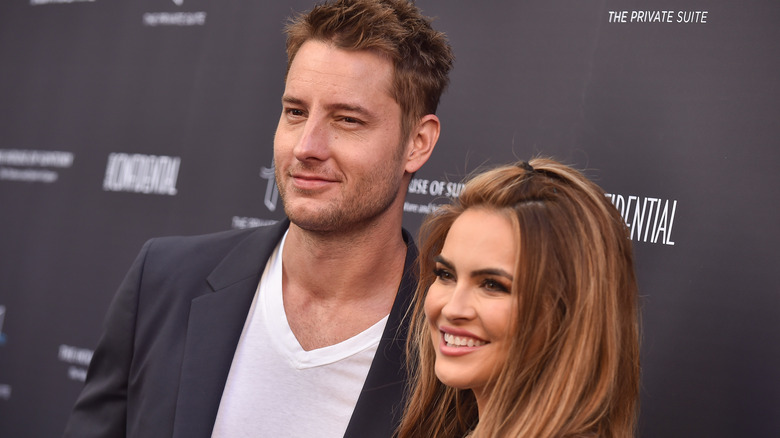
[433,268,454,282]
[482,278,509,293]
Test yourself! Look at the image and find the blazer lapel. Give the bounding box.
[172,220,289,438]
[344,231,418,438]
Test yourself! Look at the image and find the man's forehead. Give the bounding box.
[288,41,393,83]
[283,42,397,108]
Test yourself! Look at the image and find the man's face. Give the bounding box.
[274,40,409,233]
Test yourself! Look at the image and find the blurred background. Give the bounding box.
[1,0,778,436]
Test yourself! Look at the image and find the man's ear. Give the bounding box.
[404,114,440,174]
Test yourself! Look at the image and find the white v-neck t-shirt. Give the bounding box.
[211,232,388,437]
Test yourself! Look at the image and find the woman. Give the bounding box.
[398,158,640,438]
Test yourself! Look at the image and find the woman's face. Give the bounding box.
[424,208,517,408]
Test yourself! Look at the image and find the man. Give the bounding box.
[63,1,453,437]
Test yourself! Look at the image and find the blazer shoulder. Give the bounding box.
[148,227,259,256]
[137,220,290,289]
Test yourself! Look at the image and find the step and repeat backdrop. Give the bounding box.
[1,0,778,436]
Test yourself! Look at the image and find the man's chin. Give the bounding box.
[285,206,341,233]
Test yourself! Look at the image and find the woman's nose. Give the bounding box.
[440,285,477,321]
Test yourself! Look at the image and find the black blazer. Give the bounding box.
[64,220,417,437]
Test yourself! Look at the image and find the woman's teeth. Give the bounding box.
[443,332,487,347]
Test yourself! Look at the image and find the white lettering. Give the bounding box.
[30,0,95,5]
[644,198,660,243]
[67,366,88,382]
[0,384,11,400]
[0,150,74,167]
[260,166,278,212]
[231,216,278,230]
[630,197,647,241]
[630,10,675,23]
[608,11,628,23]
[611,10,706,24]
[677,10,708,24]
[652,200,677,245]
[429,180,445,196]
[611,194,625,218]
[0,168,58,183]
[445,182,465,198]
[408,178,429,195]
[58,344,93,366]
[143,12,207,27]
[607,193,678,246]
[404,202,443,215]
[103,153,181,195]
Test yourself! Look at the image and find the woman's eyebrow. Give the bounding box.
[433,255,453,270]
[471,268,513,281]
[434,255,513,281]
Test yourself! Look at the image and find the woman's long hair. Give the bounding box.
[397,158,640,438]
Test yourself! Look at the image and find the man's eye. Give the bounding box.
[340,116,363,125]
[287,109,304,117]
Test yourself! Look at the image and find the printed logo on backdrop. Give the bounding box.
[29,0,95,6]
[404,176,465,215]
[143,0,206,27]
[58,344,93,382]
[608,10,708,24]
[0,149,74,184]
[231,162,279,230]
[230,167,468,229]
[606,193,678,246]
[260,165,279,212]
[0,305,7,346]
[402,179,679,246]
[0,306,9,401]
[103,153,181,195]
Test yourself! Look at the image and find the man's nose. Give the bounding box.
[293,116,330,161]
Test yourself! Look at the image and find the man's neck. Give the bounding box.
[282,218,407,300]
[280,218,408,350]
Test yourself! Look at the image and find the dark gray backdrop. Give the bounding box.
[1,0,778,436]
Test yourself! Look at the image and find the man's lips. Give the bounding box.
[289,172,339,190]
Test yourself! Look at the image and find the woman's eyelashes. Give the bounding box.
[433,265,455,283]
[433,264,511,294]
[480,277,510,293]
